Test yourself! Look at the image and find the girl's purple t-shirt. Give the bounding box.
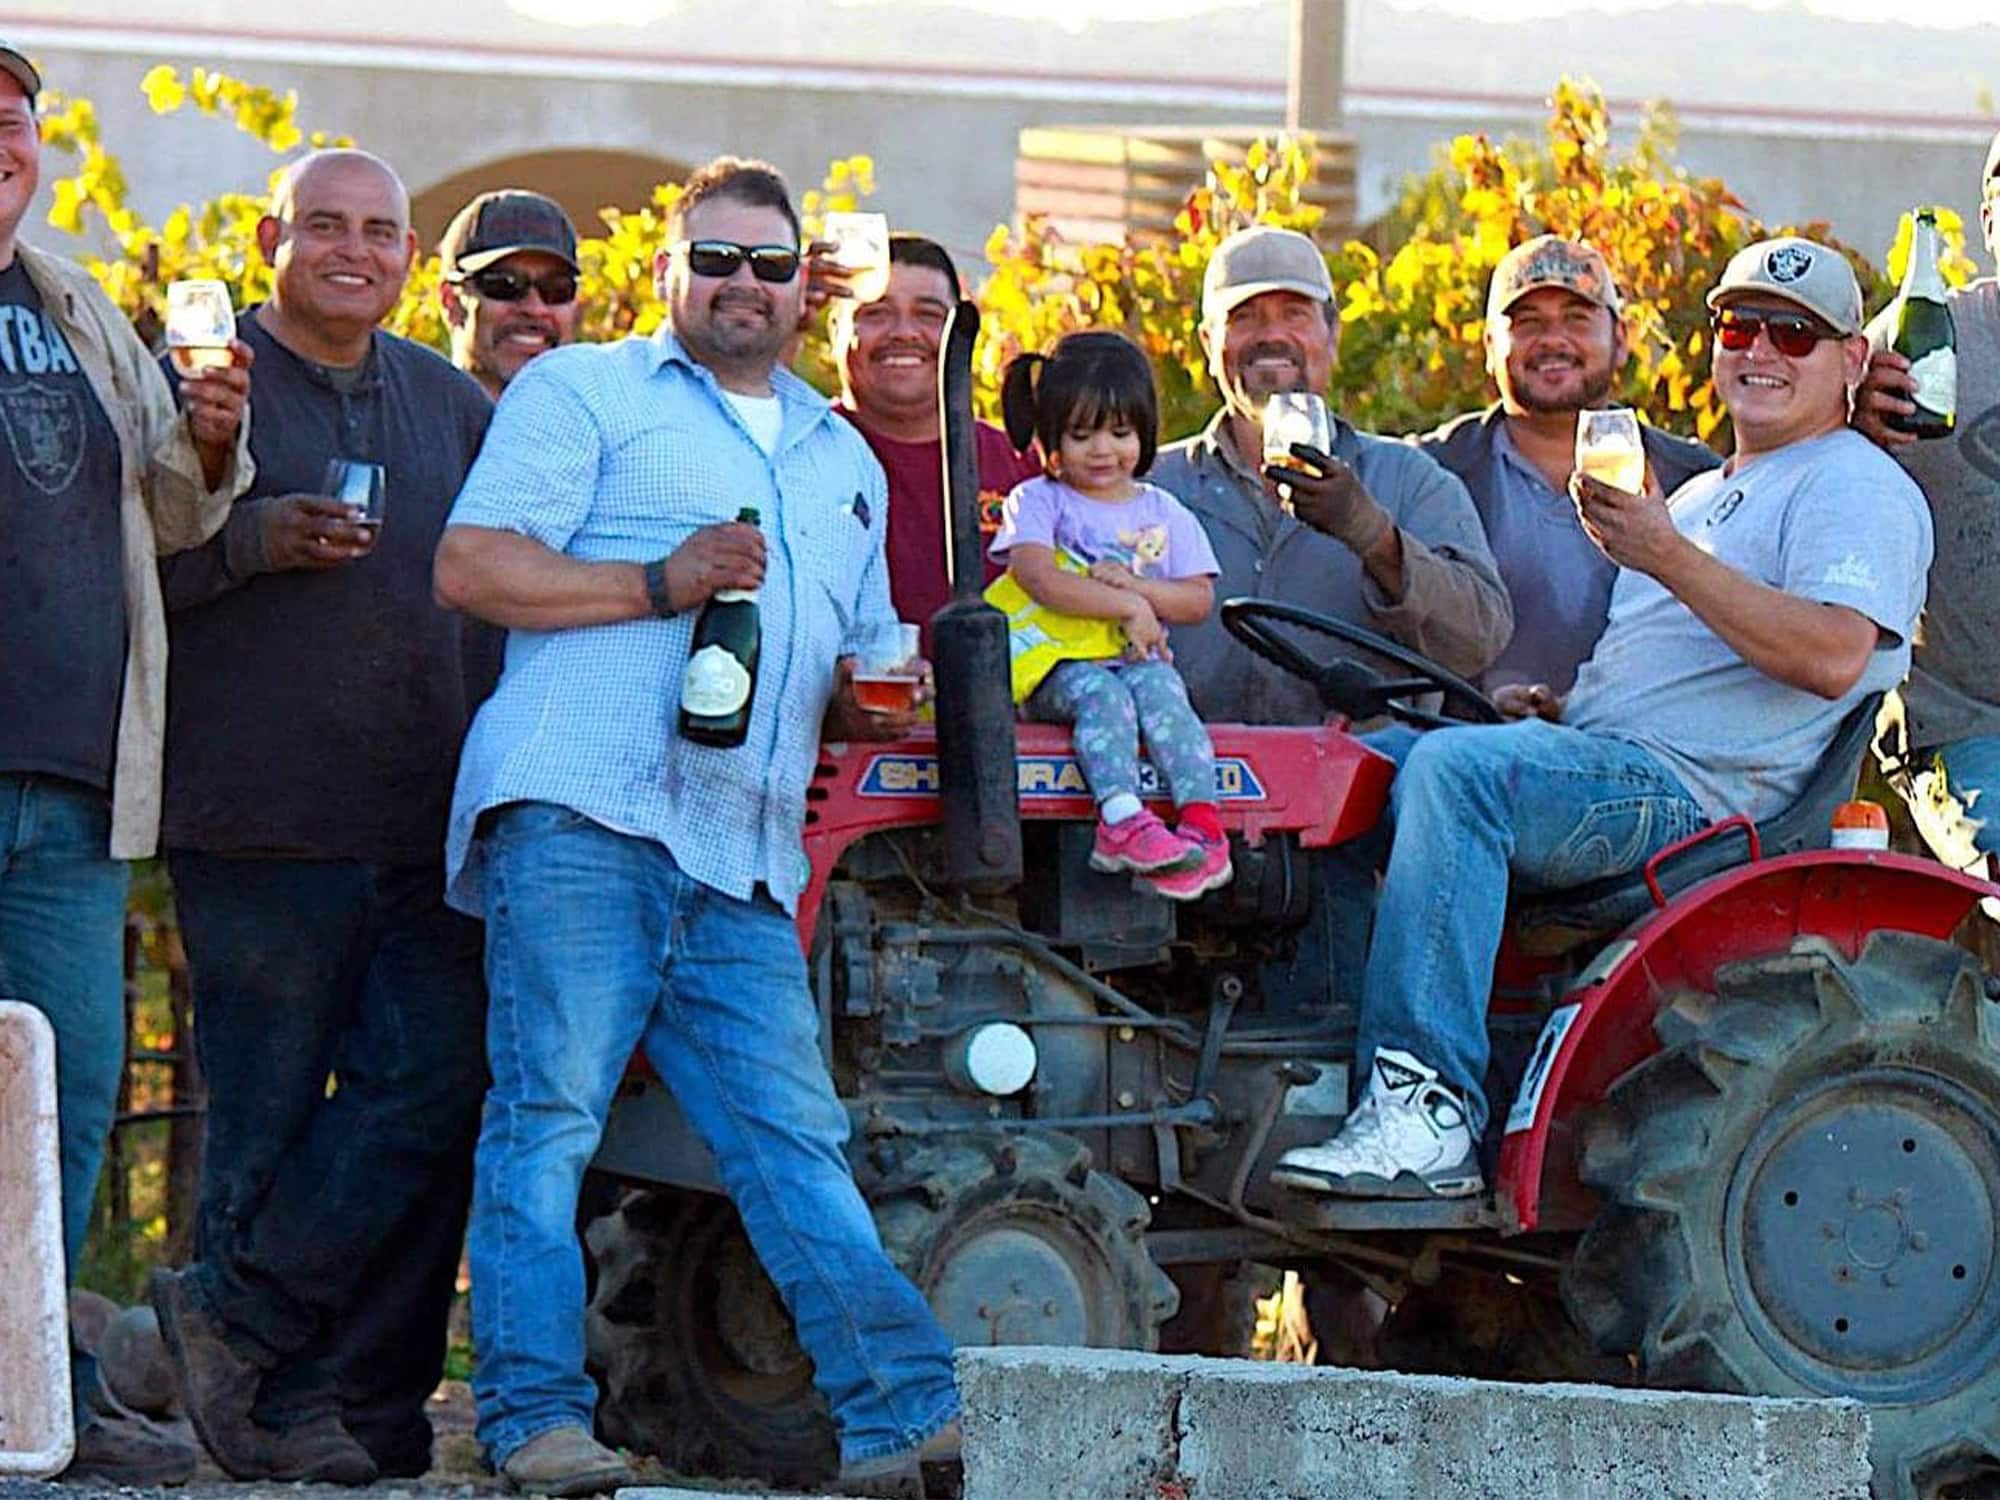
[987,476,1220,580]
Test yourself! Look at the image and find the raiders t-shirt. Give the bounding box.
[0,258,126,790]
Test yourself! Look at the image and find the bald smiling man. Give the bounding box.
[147,149,498,1487]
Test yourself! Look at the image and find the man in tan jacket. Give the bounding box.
[0,42,251,1485]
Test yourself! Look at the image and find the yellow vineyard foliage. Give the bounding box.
[40,71,1965,448]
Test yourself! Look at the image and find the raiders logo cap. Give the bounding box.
[1705,236,1863,336]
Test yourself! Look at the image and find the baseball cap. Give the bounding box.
[439,191,579,278]
[1486,234,1621,321]
[0,41,40,105]
[1201,226,1333,323]
[1705,236,1864,337]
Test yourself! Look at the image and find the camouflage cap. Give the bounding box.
[1486,235,1622,323]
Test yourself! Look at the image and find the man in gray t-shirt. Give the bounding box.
[1272,237,1931,1204]
[1856,129,2000,880]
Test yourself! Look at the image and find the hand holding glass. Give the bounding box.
[1574,408,1646,494]
[1261,393,1332,472]
[321,459,386,532]
[853,622,923,713]
[820,212,891,304]
[166,279,236,377]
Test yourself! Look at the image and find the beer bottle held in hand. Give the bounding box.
[1886,207,1957,439]
[678,507,762,749]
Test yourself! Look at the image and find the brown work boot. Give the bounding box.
[836,1422,962,1499]
[147,1268,268,1478]
[60,1411,199,1487]
[498,1425,632,1497]
[261,1414,380,1486]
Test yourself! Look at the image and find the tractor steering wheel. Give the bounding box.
[1220,597,1505,731]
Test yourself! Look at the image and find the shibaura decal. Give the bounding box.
[858,754,1267,801]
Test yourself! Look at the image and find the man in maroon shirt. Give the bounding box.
[830,234,1040,634]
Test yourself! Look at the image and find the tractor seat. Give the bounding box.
[1511,693,1883,955]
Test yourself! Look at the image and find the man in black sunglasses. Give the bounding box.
[439,190,583,398]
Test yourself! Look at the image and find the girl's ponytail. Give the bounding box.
[1000,352,1046,457]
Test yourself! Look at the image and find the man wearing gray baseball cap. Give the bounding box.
[1856,132,2000,892]
[1153,225,1512,730]
[1276,235,1932,1203]
[0,36,253,1488]
[438,189,583,398]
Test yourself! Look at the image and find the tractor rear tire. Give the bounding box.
[1564,931,2000,1499]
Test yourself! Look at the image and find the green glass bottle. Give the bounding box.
[677,507,762,749]
[1886,208,1957,440]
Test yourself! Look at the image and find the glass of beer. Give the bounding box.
[853,622,923,713]
[1261,393,1332,472]
[321,458,386,532]
[821,212,891,304]
[165,279,235,376]
[1574,408,1646,494]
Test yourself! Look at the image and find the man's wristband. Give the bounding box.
[643,558,677,618]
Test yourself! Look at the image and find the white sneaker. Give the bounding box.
[1271,1049,1484,1199]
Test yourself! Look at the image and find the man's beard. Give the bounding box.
[681,292,789,369]
[1511,359,1614,415]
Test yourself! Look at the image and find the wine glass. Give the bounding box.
[165,279,235,377]
[321,458,386,532]
[1261,392,1332,471]
[1574,408,1646,494]
[821,212,891,303]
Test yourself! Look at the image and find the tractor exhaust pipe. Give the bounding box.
[929,300,1022,891]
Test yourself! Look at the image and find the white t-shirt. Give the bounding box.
[721,388,782,455]
[1567,428,1932,822]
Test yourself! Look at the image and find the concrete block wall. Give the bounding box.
[956,1347,1872,1500]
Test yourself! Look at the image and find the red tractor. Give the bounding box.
[582,594,2000,1500]
[581,309,2000,1499]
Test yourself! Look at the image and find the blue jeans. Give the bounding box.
[0,775,129,1275]
[168,853,487,1459]
[0,775,128,1418]
[1359,722,1706,1135]
[468,804,957,1468]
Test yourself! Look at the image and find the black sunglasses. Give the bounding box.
[1711,306,1840,358]
[458,266,579,306]
[677,239,802,284]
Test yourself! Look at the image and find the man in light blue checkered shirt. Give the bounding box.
[432,158,957,1499]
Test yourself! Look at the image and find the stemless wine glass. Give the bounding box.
[321,458,386,532]
[1261,392,1332,471]
[821,211,891,304]
[165,279,235,377]
[1574,408,1646,494]
[853,622,923,714]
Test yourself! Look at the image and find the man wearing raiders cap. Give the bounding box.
[1273,238,1931,1203]
[439,190,584,398]
[1419,235,1719,693]
[1856,132,2000,891]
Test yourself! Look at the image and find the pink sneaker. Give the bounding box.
[1144,834,1233,901]
[1091,809,1202,875]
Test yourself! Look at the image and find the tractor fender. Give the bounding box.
[1496,850,1995,1233]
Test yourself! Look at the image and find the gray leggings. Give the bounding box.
[1027,657,1217,809]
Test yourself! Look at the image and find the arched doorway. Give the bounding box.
[411,148,692,250]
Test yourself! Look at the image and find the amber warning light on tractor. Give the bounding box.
[1830,799,1890,851]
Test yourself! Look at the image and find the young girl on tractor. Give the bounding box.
[988,330,1232,901]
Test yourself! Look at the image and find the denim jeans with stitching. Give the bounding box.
[466,803,957,1468]
[1358,721,1706,1135]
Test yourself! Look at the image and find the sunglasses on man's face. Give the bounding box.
[459,266,579,306]
[677,240,802,284]
[1711,306,1840,358]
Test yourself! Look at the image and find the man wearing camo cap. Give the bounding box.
[1419,234,1719,692]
